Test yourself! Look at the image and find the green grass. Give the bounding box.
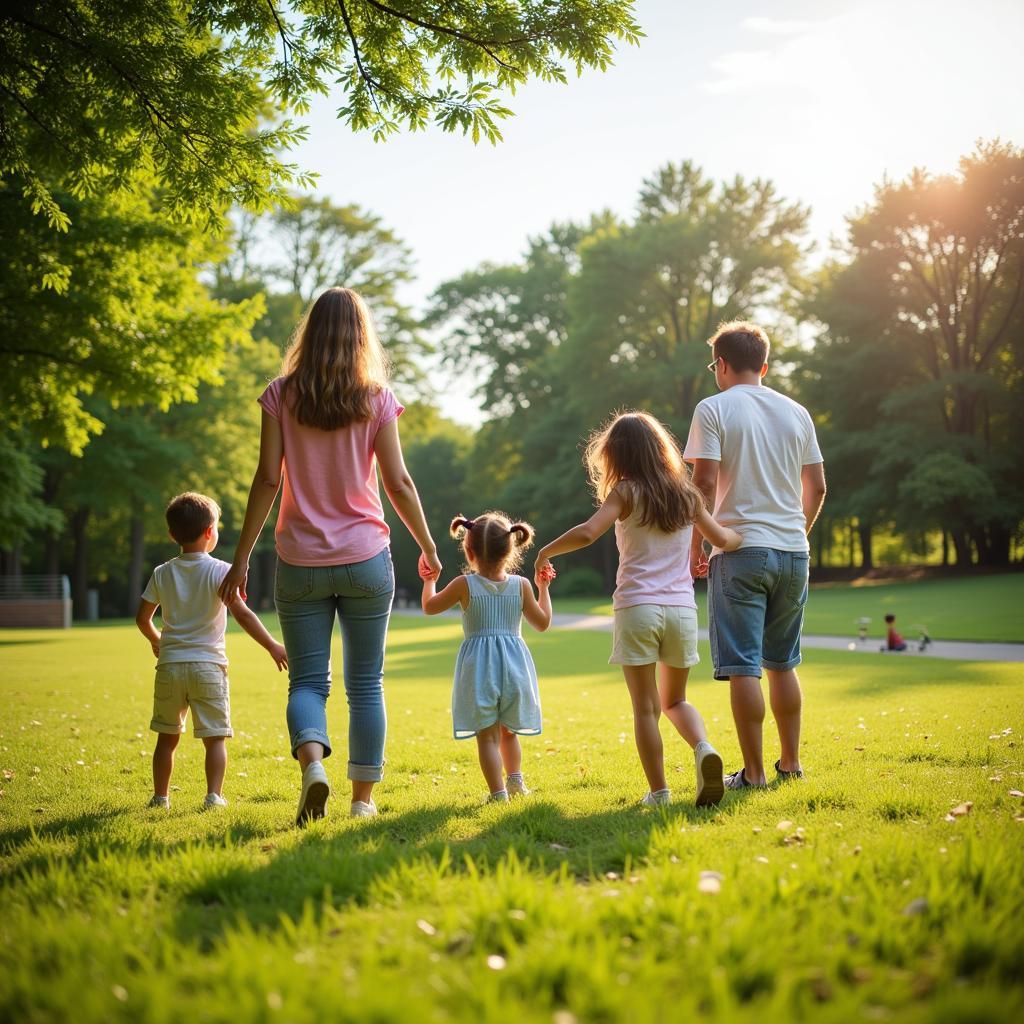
[2,616,1023,1023]
[556,573,1024,643]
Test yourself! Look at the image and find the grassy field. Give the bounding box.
[2,614,1023,1023]
[555,573,1024,643]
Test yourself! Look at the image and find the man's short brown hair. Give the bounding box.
[165,492,220,544]
[708,320,770,373]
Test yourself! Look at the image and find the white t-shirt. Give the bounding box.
[142,552,232,665]
[684,384,823,554]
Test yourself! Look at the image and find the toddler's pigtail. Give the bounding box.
[508,522,535,549]
[450,515,475,540]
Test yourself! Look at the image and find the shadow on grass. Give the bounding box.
[173,796,736,948]
[0,637,50,648]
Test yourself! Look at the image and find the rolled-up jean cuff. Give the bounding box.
[762,655,802,671]
[716,664,763,681]
[348,760,384,782]
[291,727,332,760]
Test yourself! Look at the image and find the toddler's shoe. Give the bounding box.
[147,795,170,809]
[203,793,228,809]
[694,741,725,807]
[640,789,671,808]
[506,774,530,797]
[296,760,330,826]
[350,799,378,818]
[487,790,510,803]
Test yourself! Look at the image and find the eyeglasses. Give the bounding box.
[706,356,720,373]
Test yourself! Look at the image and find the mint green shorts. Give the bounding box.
[610,605,700,669]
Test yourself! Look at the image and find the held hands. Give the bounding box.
[218,562,249,606]
[418,551,442,582]
[268,641,288,672]
[534,557,556,589]
[690,549,710,580]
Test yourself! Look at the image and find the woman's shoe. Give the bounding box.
[296,761,330,826]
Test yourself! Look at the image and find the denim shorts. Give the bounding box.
[707,548,809,681]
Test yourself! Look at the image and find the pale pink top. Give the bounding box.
[612,486,696,611]
[258,378,404,567]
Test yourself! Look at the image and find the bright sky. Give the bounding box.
[291,0,1024,422]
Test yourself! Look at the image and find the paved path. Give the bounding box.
[547,613,1024,662]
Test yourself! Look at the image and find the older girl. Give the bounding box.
[219,288,441,824]
[536,412,741,808]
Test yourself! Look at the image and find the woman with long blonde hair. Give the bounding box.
[219,287,441,824]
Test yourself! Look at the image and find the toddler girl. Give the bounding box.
[535,412,742,808]
[420,512,552,802]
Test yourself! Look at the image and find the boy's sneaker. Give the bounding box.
[641,789,671,808]
[203,793,228,809]
[296,761,330,826]
[147,795,170,809]
[506,774,530,797]
[350,799,378,818]
[775,759,804,781]
[694,742,725,807]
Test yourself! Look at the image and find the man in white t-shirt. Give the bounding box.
[684,321,827,788]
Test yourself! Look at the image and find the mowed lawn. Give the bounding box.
[1,615,1023,1024]
[558,572,1024,643]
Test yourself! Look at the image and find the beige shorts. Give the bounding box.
[610,604,700,669]
[151,661,232,739]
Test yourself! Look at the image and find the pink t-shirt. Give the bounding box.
[258,378,404,567]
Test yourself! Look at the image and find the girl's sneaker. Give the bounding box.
[147,795,170,809]
[296,761,330,826]
[641,789,671,808]
[350,799,378,818]
[506,773,530,797]
[487,790,510,803]
[203,793,228,809]
[694,742,725,807]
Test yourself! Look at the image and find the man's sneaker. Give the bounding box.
[147,794,170,809]
[775,759,804,781]
[724,769,766,790]
[350,799,378,818]
[694,742,725,807]
[641,789,671,808]
[203,793,228,809]
[506,774,530,797]
[296,761,330,826]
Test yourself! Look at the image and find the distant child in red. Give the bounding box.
[885,614,907,651]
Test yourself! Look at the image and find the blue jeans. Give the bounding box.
[707,548,809,681]
[275,549,394,781]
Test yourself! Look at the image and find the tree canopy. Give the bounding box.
[1,1,641,233]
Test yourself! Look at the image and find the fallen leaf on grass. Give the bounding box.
[2,769,13,781]
[111,985,128,1002]
[755,856,770,864]
[944,802,973,821]
[260,842,276,853]
[1008,790,1024,798]
[776,820,794,832]
[416,919,437,936]
[605,871,620,880]
[549,842,569,852]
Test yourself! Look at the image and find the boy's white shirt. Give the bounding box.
[142,552,232,666]
[684,384,823,555]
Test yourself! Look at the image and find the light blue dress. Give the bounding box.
[452,574,542,739]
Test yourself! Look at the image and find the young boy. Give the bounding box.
[136,492,287,810]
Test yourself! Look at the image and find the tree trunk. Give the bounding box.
[127,511,145,614]
[941,530,949,567]
[71,507,90,618]
[951,531,972,567]
[857,522,873,570]
[847,520,855,568]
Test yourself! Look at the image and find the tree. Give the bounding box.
[818,141,1024,565]
[0,181,262,453]
[1,1,640,233]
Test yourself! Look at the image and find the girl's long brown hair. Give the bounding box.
[584,411,703,533]
[281,287,390,430]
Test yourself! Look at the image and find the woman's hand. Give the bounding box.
[218,562,249,606]
[419,551,442,581]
